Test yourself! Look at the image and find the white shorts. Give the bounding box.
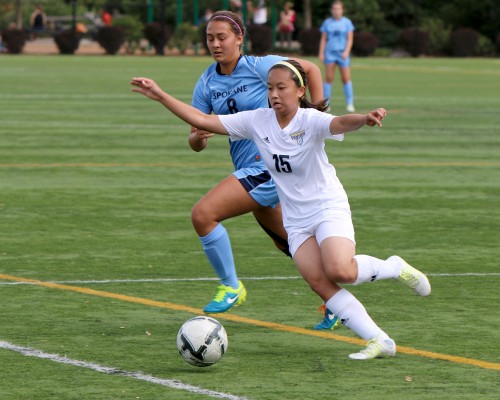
[287,209,356,257]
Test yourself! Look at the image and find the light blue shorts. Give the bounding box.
[324,51,351,68]
[233,166,279,208]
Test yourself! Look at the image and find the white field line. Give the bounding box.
[0,340,249,400]
[0,273,498,286]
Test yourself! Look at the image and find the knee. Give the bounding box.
[191,201,214,230]
[325,260,357,284]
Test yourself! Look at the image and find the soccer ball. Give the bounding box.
[176,316,228,367]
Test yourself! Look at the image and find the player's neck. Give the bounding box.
[218,55,241,75]
[275,108,299,129]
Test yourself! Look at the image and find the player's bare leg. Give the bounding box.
[192,175,261,236]
[294,237,396,359]
[192,175,262,312]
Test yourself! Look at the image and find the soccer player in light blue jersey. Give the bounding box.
[185,10,340,322]
[319,1,355,112]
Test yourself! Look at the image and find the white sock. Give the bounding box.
[326,289,390,341]
[353,255,401,285]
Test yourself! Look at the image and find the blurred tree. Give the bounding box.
[377,0,421,28]
[420,17,451,55]
[428,0,498,41]
[15,0,23,28]
[2,0,494,53]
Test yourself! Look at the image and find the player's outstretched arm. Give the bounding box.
[330,108,387,135]
[131,77,228,136]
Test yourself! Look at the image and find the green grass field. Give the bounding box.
[1,55,499,399]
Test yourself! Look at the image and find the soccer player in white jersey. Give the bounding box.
[131,60,431,360]
[319,1,355,112]
[185,10,340,326]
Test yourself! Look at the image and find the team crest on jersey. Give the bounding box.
[290,130,305,146]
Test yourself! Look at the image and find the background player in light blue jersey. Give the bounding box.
[186,10,340,325]
[319,1,355,112]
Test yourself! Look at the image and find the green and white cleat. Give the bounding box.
[203,280,247,313]
[349,337,396,360]
[391,256,431,296]
[313,305,341,330]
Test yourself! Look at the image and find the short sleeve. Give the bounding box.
[191,76,211,114]
[319,19,328,33]
[347,18,355,32]
[219,111,256,142]
[306,109,344,141]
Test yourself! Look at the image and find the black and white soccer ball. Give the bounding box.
[176,316,228,367]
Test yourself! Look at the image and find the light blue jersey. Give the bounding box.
[192,55,285,170]
[320,16,354,53]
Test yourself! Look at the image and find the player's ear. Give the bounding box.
[235,34,243,48]
[298,85,306,99]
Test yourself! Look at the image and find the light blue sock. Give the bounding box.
[199,223,239,288]
[343,81,354,106]
[323,82,332,99]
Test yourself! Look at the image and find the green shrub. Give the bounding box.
[199,23,209,54]
[144,22,172,55]
[169,23,199,54]
[297,28,321,56]
[1,28,26,54]
[399,28,430,57]
[373,47,391,57]
[96,26,125,55]
[112,15,143,54]
[476,34,494,57]
[53,30,82,55]
[450,28,479,57]
[352,31,379,56]
[248,24,273,55]
[372,20,400,48]
[420,17,451,55]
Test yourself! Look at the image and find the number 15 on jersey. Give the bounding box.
[273,154,292,173]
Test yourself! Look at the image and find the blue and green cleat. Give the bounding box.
[313,305,341,330]
[203,280,247,313]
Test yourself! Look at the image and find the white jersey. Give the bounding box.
[219,107,350,230]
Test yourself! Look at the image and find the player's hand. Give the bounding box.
[191,127,215,141]
[366,108,387,127]
[189,127,215,151]
[130,77,164,101]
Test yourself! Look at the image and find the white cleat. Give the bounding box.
[390,256,431,296]
[349,337,396,360]
[346,104,355,113]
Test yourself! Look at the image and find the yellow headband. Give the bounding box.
[274,61,304,87]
